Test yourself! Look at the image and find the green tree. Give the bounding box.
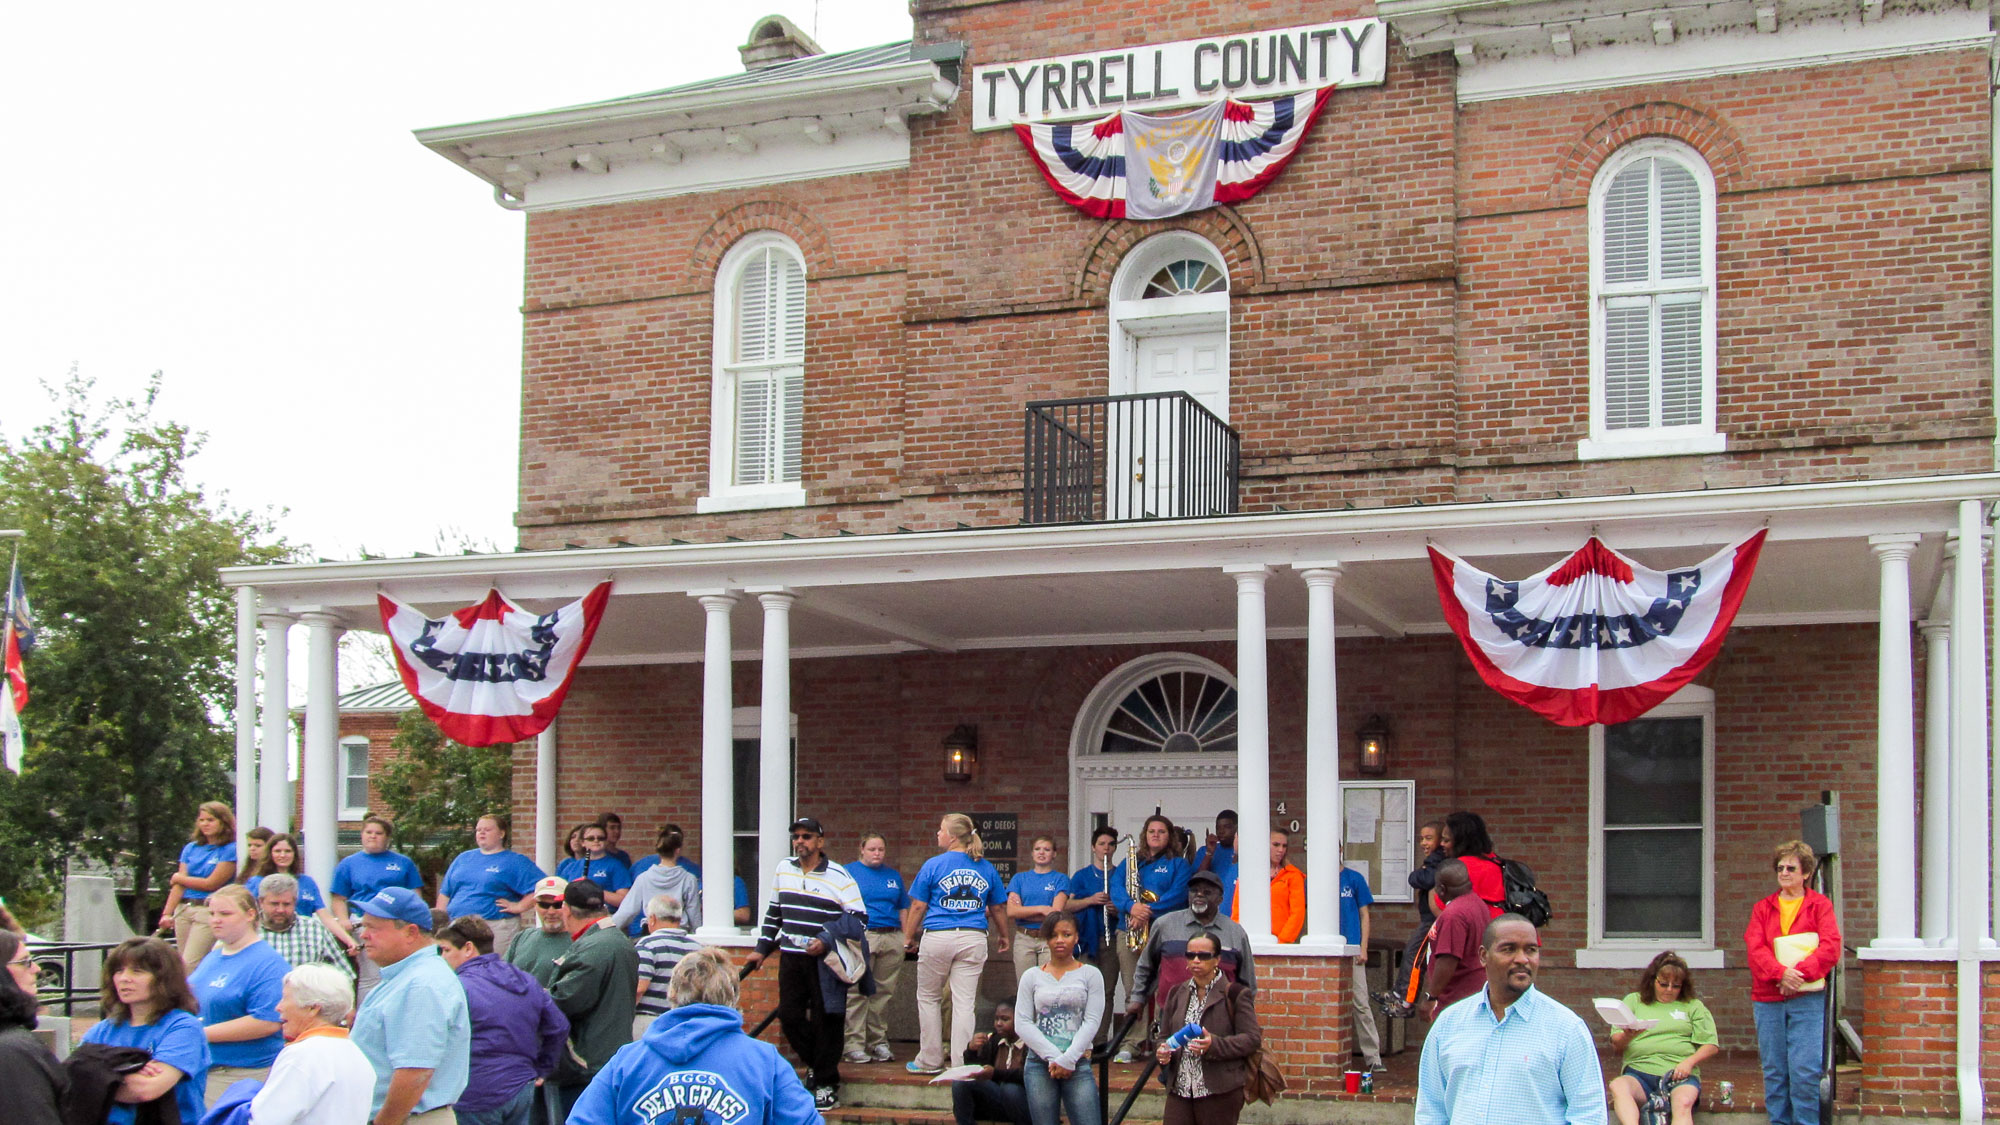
[372,709,515,887]
[0,371,293,931]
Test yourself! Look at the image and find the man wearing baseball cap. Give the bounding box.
[350,887,471,1125]
[744,816,869,1112]
[547,878,639,1121]
[504,875,573,989]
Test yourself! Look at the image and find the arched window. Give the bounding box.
[1107,232,1230,421]
[1582,140,1722,461]
[700,232,807,512]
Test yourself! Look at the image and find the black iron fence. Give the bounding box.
[1023,392,1240,523]
[27,940,121,1016]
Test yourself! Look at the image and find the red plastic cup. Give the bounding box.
[1344,1070,1362,1094]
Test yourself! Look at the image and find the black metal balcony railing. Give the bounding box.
[1023,392,1241,524]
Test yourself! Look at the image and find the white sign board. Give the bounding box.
[971,19,1387,132]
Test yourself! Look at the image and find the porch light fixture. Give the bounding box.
[943,724,979,782]
[1356,715,1391,776]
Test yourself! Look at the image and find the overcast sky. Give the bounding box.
[0,1,911,562]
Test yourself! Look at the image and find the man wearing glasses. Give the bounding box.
[505,876,573,988]
[744,816,870,1112]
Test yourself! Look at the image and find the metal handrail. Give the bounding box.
[1023,392,1240,525]
[28,940,123,1016]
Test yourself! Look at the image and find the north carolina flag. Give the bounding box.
[379,582,612,747]
[1429,531,1766,726]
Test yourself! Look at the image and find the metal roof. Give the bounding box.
[562,41,914,109]
[333,680,415,712]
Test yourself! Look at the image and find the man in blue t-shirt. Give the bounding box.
[843,833,912,1064]
[329,815,424,1002]
[575,823,634,907]
[1340,859,1384,1072]
[1193,808,1239,913]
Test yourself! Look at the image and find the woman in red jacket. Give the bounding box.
[1743,839,1841,1125]
[1442,811,1505,919]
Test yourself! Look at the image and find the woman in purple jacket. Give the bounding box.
[435,916,570,1125]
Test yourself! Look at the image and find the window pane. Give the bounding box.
[1602,304,1651,430]
[734,248,804,364]
[735,373,774,486]
[1602,161,1652,284]
[1657,162,1702,280]
[1604,828,1702,937]
[779,370,803,483]
[732,737,795,834]
[1603,716,1703,825]
[1658,301,1703,427]
[1100,671,1237,753]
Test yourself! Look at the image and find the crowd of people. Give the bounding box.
[0,797,1846,1125]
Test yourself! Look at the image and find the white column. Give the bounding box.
[1919,553,1954,946]
[1951,503,1991,949]
[754,590,794,925]
[300,611,342,892]
[1297,565,1343,947]
[1226,565,1274,945]
[258,612,295,835]
[233,586,259,849]
[1869,534,1924,948]
[535,720,558,872]
[1990,509,2000,944]
[694,592,738,938]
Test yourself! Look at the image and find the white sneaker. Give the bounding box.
[1113,1048,1134,1064]
[844,1050,870,1064]
[869,1044,894,1062]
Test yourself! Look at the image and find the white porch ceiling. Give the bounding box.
[223,473,1994,665]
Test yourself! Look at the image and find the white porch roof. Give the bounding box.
[221,472,2000,662]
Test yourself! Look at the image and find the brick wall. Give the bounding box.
[1860,960,2000,1116]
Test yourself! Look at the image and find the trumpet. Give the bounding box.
[1118,834,1157,951]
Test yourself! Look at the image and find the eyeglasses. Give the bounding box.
[5,955,32,968]
[1185,950,1218,961]
[1776,864,1802,872]
[790,832,818,840]
[582,837,606,845]
[536,901,564,909]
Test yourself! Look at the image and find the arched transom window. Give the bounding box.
[1100,667,1239,754]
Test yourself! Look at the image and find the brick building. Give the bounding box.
[225,0,2000,1114]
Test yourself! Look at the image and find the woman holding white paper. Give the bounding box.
[1606,952,1717,1125]
[1743,839,1842,1125]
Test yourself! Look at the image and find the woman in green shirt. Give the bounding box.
[1608,952,1720,1125]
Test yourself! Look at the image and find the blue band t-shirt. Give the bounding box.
[578,855,632,891]
[850,862,912,929]
[1070,863,1117,955]
[83,1009,211,1125]
[1007,869,1070,933]
[1339,866,1375,945]
[911,852,1004,930]
[441,848,545,919]
[330,850,423,907]
[192,940,289,1067]
[556,857,586,882]
[178,842,237,902]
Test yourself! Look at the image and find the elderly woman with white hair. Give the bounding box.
[568,948,821,1125]
[245,963,375,1125]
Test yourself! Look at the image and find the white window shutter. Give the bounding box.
[722,240,807,490]
[1658,301,1703,426]
[1603,305,1652,430]
[735,372,774,486]
[1602,161,1652,285]
[1657,163,1702,281]
[779,371,803,483]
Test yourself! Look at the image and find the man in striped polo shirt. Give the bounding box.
[745,815,871,1112]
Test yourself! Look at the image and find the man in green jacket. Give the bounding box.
[548,879,639,1120]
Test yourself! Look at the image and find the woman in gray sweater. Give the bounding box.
[1014,911,1104,1125]
[609,825,704,935]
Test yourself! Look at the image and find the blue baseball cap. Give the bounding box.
[355,886,432,928]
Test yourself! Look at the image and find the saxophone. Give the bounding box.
[1119,834,1157,951]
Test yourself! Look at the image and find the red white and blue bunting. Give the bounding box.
[1429,531,1767,727]
[1013,87,1334,219]
[379,582,612,747]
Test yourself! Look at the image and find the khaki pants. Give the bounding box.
[407,1107,458,1125]
[1350,953,1383,1065]
[205,1064,270,1105]
[914,929,987,1070]
[844,931,905,1055]
[173,901,214,969]
[488,914,523,960]
[1010,932,1048,980]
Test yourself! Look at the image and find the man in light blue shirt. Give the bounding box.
[351,887,472,1125]
[1416,913,1605,1125]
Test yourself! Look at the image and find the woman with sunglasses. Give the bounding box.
[1152,933,1259,1125]
[1608,951,1717,1125]
[0,931,64,1125]
[1744,839,1842,1125]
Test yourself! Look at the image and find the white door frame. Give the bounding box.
[1067,653,1240,856]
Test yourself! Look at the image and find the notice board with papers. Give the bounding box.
[1338,780,1416,903]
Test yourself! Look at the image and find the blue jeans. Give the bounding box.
[458,1081,536,1125]
[1753,994,1826,1125]
[1024,1055,1101,1125]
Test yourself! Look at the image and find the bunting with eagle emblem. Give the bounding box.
[1013,87,1333,219]
[1429,531,1766,727]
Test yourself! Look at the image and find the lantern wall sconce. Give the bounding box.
[943,724,979,782]
[1356,715,1392,776]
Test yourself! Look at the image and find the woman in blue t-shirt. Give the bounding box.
[904,813,1010,1075]
[436,813,544,958]
[157,802,239,969]
[81,937,212,1125]
[245,833,357,955]
[1006,835,1071,980]
[189,886,288,1102]
[557,824,590,881]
